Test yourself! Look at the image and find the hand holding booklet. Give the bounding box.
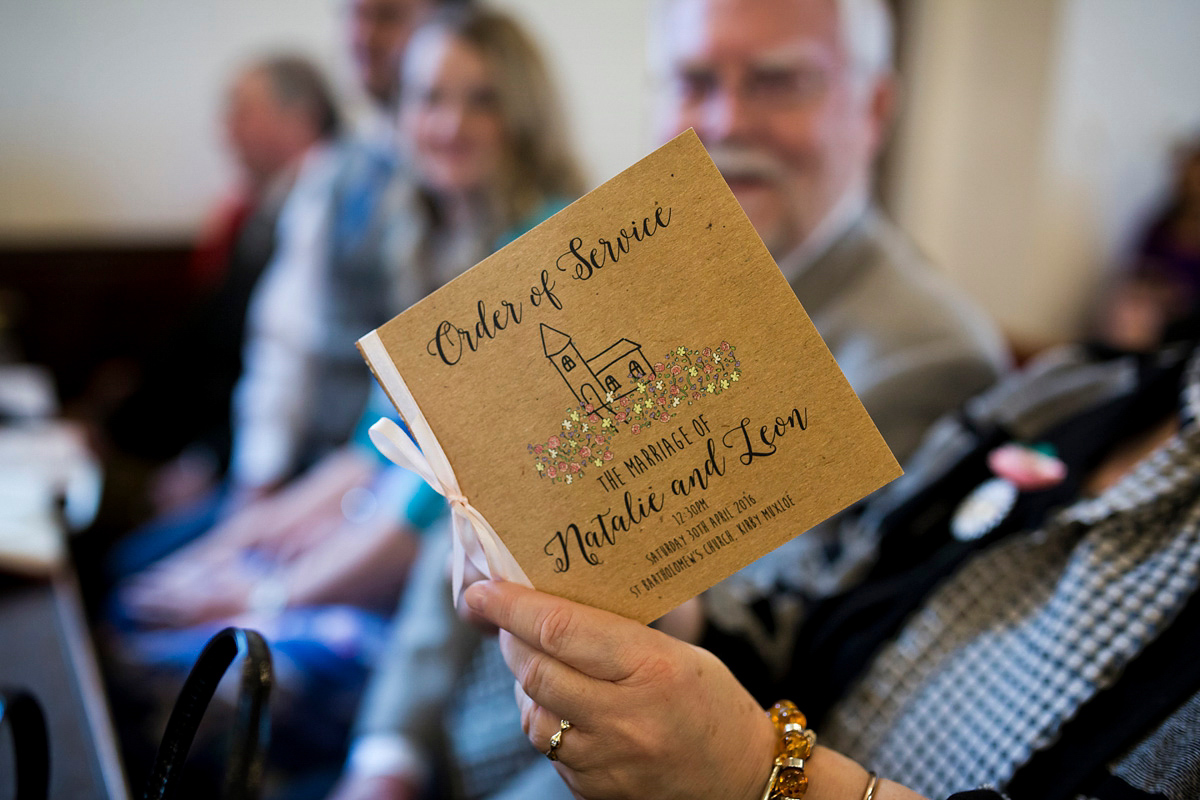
[358,130,901,623]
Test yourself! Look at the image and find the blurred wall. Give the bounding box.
[890,0,1200,346]
[0,0,341,241]
[0,0,652,243]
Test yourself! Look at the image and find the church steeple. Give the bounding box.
[540,324,573,358]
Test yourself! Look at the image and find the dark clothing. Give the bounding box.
[107,190,284,469]
[706,341,1200,800]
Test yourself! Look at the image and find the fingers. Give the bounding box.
[464,581,651,682]
[454,558,498,633]
[513,681,584,769]
[499,630,599,723]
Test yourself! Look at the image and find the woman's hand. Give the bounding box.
[463,580,777,800]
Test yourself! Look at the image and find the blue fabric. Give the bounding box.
[332,143,397,255]
[105,485,228,582]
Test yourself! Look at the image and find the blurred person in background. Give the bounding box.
[1099,136,1200,351]
[102,54,340,521]
[229,0,456,506]
[107,4,583,797]
[96,1,445,792]
[319,7,589,800]
[101,0,455,603]
[648,0,1010,680]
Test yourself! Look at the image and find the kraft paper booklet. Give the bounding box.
[359,129,901,623]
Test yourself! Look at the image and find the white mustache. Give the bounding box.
[708,145,787,186]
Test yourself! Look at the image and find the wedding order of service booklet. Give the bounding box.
[358,129,902,623]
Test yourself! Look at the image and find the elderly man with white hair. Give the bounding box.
[656,0,1007,464]
[648,0,1009,675]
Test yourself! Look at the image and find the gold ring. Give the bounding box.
[545,719,571,761]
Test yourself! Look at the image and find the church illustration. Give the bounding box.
[540,323,655,414]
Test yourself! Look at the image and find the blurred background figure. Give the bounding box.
[229,0,448,507]
[103,54,341,519]
[324,6,586,800]
[654,0,1009,466]
[105,2,587,798]
[1098,136,1200,351]
[649,0,1009,671]
[99,0,451,598]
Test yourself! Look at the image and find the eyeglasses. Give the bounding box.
[665,63,832,112]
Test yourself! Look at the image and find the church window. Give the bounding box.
[629,361,644,379]
[605,375,620,393]
[562,355,576,372]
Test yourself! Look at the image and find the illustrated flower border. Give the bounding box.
[528,341,741,485]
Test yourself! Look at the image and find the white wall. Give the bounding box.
[0,0,652,242]
[890,0,1200,345]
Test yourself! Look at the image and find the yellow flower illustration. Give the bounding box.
[706,382,715,393]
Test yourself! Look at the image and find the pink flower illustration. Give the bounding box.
[657,396,667,406]
[670,385,680,395]
[704,364,714,374]
[579,446,592,458]
[660,411,670,422]
[594,436,605,446]
[570,462,581,473]
[558,462,568,472]
[533,444,543,453]
[703,347,712,357]
[692,391,701,400]
[671,365,682,375]
[547,467,557,478]
[621,396,631,408]
[603,450,613,461]
[584,403,594,413]
[631,424,641,435]
[655,362,666,372]
[548,435,560,448]
[721,341,730,351]
[588,413,600,424]
[616,412,627,423]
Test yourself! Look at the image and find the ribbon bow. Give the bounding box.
[359,330,532,602]
[360,330,532,602]
[369,417,531,603]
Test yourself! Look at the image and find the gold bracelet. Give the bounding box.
[861,771,880,800]
[760,700,817,800]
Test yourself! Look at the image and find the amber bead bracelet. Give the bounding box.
[761,700,817,800]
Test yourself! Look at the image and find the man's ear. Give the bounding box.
[868,71,899,157]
